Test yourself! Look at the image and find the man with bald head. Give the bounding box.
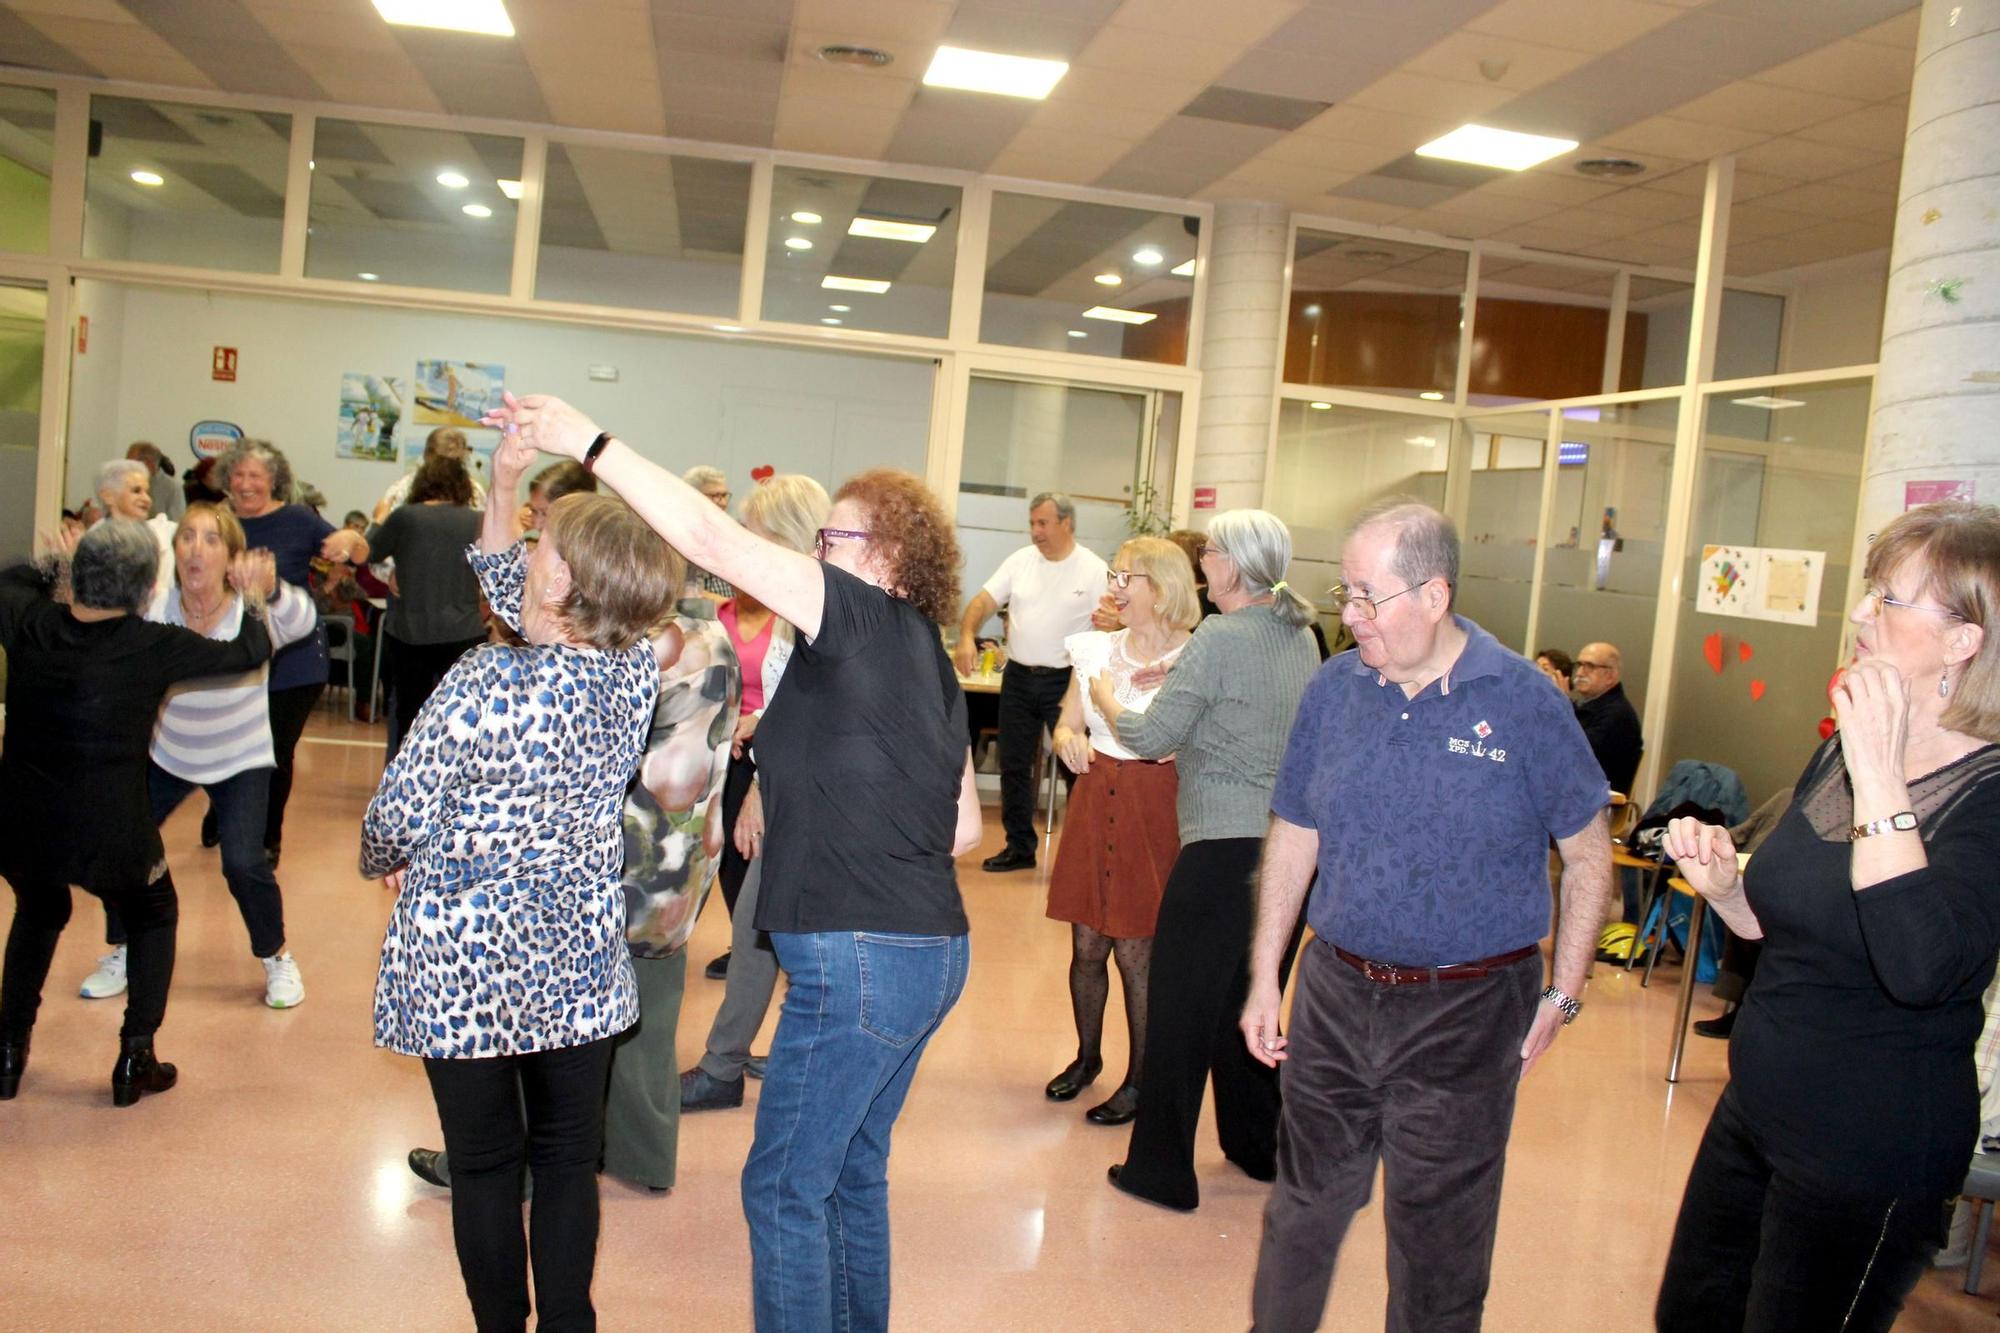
[1572,641,1642,795]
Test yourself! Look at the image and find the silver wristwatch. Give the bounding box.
[1540,985,1581,1025]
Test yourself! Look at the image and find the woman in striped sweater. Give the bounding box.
[79,503,319,1009]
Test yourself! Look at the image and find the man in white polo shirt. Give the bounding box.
[955,492,1108,872]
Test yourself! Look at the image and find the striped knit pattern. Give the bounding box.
[147,583,318,784]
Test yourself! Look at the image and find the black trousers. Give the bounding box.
[384,634,485,762]
[1118,837,1299,1210]
[1252,939,1539,1333]
[1655,1084,1948,1332]
[2,871,178,1044]
[264,681,323,851]
[997,662,1070,854]
[716,749,756,917]
[424,1036,618,1333]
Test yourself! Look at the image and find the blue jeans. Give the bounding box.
[107,764,286,959]
[742,930,969,1332]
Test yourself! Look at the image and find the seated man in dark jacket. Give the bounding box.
[1573,641,1642,794]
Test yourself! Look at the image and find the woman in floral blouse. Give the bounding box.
[362,430,680,1332]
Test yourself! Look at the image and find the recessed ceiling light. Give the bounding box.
[1309,402,1332,411]
[1302,304,1322,318]
[462,203,492,218]
[1420,391,1446,401]
[129,169,164,186]
[828,304,851,312]
[1576,157,1647,178]
[848,217,936,243]
[818,44,892,67]
[1082,306,1156,325]
[823,276,891,293]
[791,210,823,225]
[1094,272,1122,286]
[357,272,380,281]
[496,178,523,199]
[822,317,844,325]
[1067,329,1088,338]
[1132,247,1164,265]
[1416,124,1578,171]
[1170,258,1195,276]
[784,237,814,251]
[436,170,470,189]
[372,0,515,37]
[1405,435,1439,448]
[1731,395,1807,410]
[923,45,1068,99]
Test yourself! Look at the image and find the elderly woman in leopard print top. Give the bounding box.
[362,430,681,1333]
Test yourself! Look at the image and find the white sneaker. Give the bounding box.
[261,952,305,1009]
[79,945,128,999]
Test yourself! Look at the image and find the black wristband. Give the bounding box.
[582,431,613,472]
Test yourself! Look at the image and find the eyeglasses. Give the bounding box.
[1106,570,1152,590]
[1863,585,1963,621]
[814,527,871,558]
[1574,660,1614,673]
[1327,582,1420,621]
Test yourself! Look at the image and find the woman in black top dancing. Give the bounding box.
[1656,501,2000,1332]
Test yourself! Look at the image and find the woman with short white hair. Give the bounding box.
[95,458,174,603]
[1090,508,1319,1211]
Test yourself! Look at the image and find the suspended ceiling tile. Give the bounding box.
[1670,82,1869,136]
[987,127,1138,182]
[1497,59,1723,142]
[1022,97,1173,142]
[1215,47,1395,105]
[1110,0,1303,43]
[938,5,1099,62]
[1583,186,1702,221]
[1399,32,1595,92]
[1726,203,1823,240]
[1180,87,1331,133]
[1056,66,1208,115]
[1343,71,1516,123]
[1470,171,1620,205]
[1214,155,1360,197]
[1735,134,1888,178]
[13,14,214,87]
[1328,173,1460,210]
[1751,36,1916,101]
[1419,187,1558,225]
[0,7,99,75]
[1543,207,1655,238]
[664,110,778,147]
[772,98,903,160]
[1392,208,1514,239]
[1792,101,1911,154]
[513,3,664,134]
[654,12,791,62]
[1464,0,1684,55]
[1822,157,1906,194]
[658,0,796,20]
[115,0,326,100]
[1752,180,1896,220]
[1851,9,1920,47]
[1254,133,1403,175]
[1599,115,1770,162]
[779,62,921,113]
[1293,195,1414,226]
[883,89,1039,172]
[1297,103,1457,150]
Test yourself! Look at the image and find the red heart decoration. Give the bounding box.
[1738,642,1754,663]
[1818,716,1837,741]
[750,464,775,482]
[1703,632,1724,675]
[1749,679,1766,702]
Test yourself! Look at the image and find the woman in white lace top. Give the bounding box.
[1043,536,1199,1125]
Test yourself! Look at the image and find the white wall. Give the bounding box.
[66,281,935,524]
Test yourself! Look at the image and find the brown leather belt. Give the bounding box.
[1331,943,1538,986]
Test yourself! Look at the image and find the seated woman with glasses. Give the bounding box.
[481,391,983,1330]
[1089,509,1320,1211]
[1655,501,2000,1332]
[1043,537,1201,1127]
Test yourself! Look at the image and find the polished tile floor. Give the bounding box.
[1,714,1991,1330]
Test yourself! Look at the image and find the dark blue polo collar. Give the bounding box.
[1345,614,1507,697]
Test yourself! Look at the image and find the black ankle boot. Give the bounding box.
[111,1038,178,1107]
[0,1040,27,1100]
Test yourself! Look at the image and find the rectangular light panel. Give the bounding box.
[1416,124,1577,171]
[1731,395,1807,410]
[923,46,1068,100]
[372,0,515,36]
[496,178,523,200]
[1082,306,1157,325]
[1170,258,1195,277]
[848,217,937,243]
[822,276,892,294]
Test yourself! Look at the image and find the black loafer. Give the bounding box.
[705,952,731,981]
[1107,1164,1195,1213]
[1085,1084,1138,1125]
[982,848,1037,873]
[408,1147,452,1189]
[1045,1057,1102,1101]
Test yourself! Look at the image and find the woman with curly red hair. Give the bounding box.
[483,392,983,1331]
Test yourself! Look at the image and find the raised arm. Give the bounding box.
[485,394,826,641]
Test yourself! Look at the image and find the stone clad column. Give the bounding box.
[1191,199,1288,515]
[1858,0,2000,537]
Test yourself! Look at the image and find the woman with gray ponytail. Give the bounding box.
[1088,508,1320,1211]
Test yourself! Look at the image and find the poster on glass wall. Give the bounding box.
[1697,544,1754,619]
[412,359,505,428]
[1754,547,1823,627]
[336,373,405,462]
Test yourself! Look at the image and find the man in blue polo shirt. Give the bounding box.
[1241,501,1611,1332]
